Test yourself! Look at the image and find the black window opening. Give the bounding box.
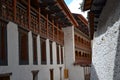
[0,76,10,80]
[19,28,29,65]
[61,46,63,64]
[50,69,54,80]
[40,38,46,64]
[56,44,60,64]
[33,34,38,65]
[50,41,53,64]
[0,21,8,66]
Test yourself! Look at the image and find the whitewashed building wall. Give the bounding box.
[0,22,64,80]
[63,26,85,80]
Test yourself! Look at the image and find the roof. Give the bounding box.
[82,0,107,39]
[38,0,78,27]
[82,0,93,11]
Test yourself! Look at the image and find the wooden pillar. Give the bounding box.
[28,0,31,29]
[13,0,16,21]
[46,14,48,37]
[38,8,40,34]
[52,20,54,39]
[56,23,59,42]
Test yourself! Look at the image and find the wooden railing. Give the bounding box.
[75,57,91,64]
[78,25,89,36]
[54,26,58,41]
[56,28,64,45]
[75,41,91,51]
[59,31,64,45]
[0,0,14,21]
[16,2,28,28]
[48,21,53,40]
[74,35,91,51]
[30,7,39,33]
[40,15,47,37]
[74,53,91,65]
[0,1,64,45]
[39,14,64,45]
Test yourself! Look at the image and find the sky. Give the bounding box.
[64,0,87,19]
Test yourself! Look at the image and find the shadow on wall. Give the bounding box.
[90,0,120,79]
[113,24,120,80]
[90,64,99,80]
[94,0,120,37]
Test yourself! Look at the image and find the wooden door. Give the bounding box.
[50,69,54,80]
[0,76,10,80]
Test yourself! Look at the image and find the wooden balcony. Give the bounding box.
[58,30,64,45]
[39,14,64,45]
[48,21,54,40]
[54,26,58,41]
[0,0,14,21]
[0,0,64,45]
[75,41,91,51]
[40,15,47,37]
[30,7,39,33]
[74,35,91,51]
[16,2,28,28]
[74,54,91,66]
[77,25,89,36]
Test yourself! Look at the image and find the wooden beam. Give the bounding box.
[38,8,40,34]
[30,0,39,8]
[13,0,17,21]
[48,9,63,15]
[46,14,48,36]
[56,23,59,41]
[88,11,94,39]
[77,14,88,26]
[40,8,62,14]
[52,20,54,39]
[28,0,31,29]
[39,1,57,7]
[57,0,78,27]
[82,0,93,11]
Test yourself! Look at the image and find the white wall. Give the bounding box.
[91,0,120,80]
[0,22,64,80]
[63,26,84,80]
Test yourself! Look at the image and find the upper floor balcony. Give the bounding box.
[0,0,64,45]
[74,51,91,66]
[74,34,91,51]
[74,56,91,66]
